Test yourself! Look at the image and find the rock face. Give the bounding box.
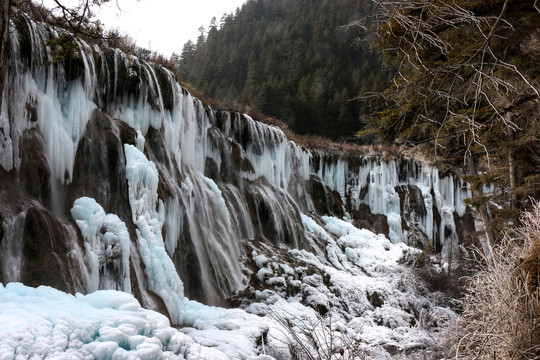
[0,13,474,315]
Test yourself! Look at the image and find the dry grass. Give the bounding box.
[270,310,369,360]
[452,203,540,359]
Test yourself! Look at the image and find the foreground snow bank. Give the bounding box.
[0,283,271,359]
[246,215,457,358]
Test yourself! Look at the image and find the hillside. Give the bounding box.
[0,0,539,358]
[0,7,473,358]
[177,0,390,140]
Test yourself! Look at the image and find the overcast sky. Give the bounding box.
[41,0,248,57]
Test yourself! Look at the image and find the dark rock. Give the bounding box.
[396,185,427,216]
[144,127,180,204]
[306,175,344,217]
[306,175,327,214]
[0,212,3,283]
[172,214,206,303]
[327,189,345,217]
[20,207,84,293]
[204,157,220,181]
[25,103,38,122]
[68,110,133,226]
[0,212,3,244]
[383,344,400,356]
[367,290,384,308]
[18,129,50,200]
[455,210,476,246]
[230,141,254,173]
[153,66,174,111]
[352,203,390,238]
[315,303,328,316]
[145,127,174,171]
[118,120,137,146]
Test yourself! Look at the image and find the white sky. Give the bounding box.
[41,0,248,57]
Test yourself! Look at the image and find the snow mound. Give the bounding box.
[0,283,271,360]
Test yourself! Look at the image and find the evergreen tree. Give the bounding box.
[177,0,387,140]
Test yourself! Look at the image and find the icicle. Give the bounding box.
[124,144,184,324]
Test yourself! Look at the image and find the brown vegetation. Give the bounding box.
[453,202,540,359]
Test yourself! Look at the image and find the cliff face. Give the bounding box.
[0,13,474,318]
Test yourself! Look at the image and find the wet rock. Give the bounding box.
[21,207,84,293]
[170,213,206,304]
[68,110,133,226]
[396,185,427,216]
[204,157,220,181]
[0,212,3,244]
[306,175,344,217]
[18,129,50,200]
[118,121,137,146]
[230,141,254,173]
[25,102,38,122]
[307,175,327,214]
[352,203,390,238]
[0,212,3,283]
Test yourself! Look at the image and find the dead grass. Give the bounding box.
[452,203,540,359]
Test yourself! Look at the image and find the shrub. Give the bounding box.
[270,311,369,360]
[452,203,540,359]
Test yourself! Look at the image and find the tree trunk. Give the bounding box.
[465,150,496,257]
[506,113,517,220]
[0,0,11,114]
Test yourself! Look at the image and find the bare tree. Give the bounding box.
[356,0,540,256]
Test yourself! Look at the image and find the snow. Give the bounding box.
[0,216,455,359]
[0,283,265,360]
[0,283,175,359]
[245,214,455,358]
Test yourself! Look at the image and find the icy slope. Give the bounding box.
[0,216,454,359]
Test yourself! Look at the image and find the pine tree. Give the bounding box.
[177,0,386,140]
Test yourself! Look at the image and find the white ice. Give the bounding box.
[124,144,184,325]
[71,197,131,293]
[0,283,272,360]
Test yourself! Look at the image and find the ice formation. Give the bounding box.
[0,217,455,359]
[124,144,184,324]
[71,197,131,293]
[0,12,473,359]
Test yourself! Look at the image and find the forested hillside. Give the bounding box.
[177,0,389,140]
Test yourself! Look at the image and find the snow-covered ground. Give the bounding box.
[0,215,454,359]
